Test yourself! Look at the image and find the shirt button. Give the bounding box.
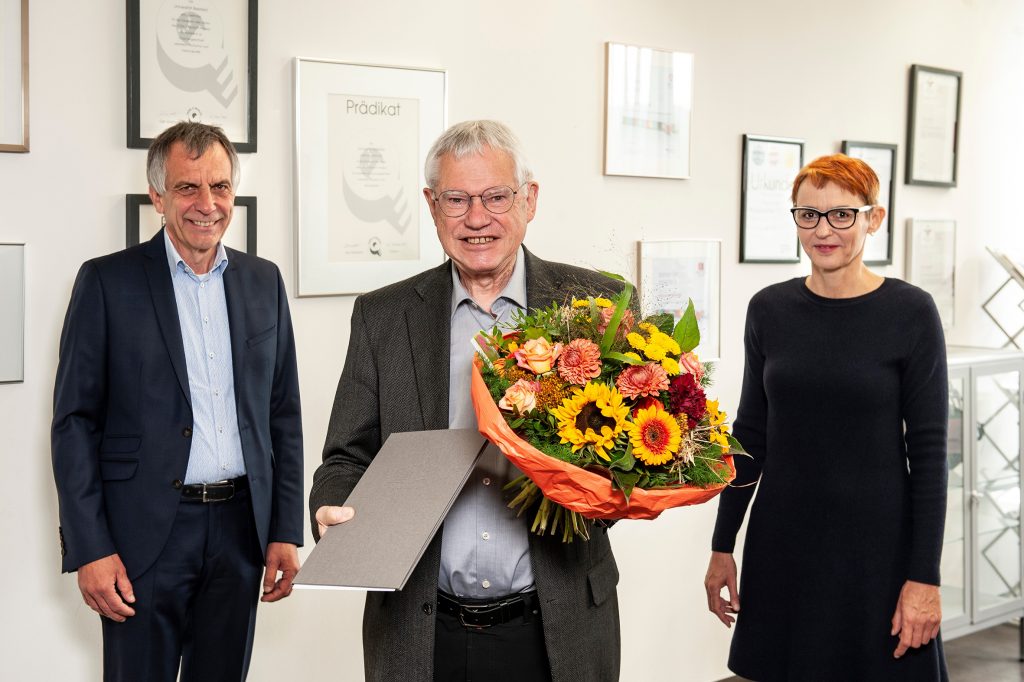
[200,282,206,289]
[203,316,209,324]
[481,579,491,589]
[481,532,490,540]
[213,389,219,396]
[208,352,214,359]
[218,425,223,433]
[482,477,491,486]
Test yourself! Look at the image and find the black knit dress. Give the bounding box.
[712,278,949,681]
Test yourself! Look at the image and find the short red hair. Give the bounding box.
[791,154,879,205]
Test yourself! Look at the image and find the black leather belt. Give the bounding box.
[437,590,539,628]
[181,475,248,503]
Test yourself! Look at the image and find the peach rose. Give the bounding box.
[499,379,540,414]
[678,352,704,383]
[514,337,563,374]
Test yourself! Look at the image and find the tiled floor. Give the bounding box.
[717,622,1024,681]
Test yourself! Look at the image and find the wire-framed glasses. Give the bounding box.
[432,183,527,218]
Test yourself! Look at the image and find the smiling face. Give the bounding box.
[149,141,234,274]
[794,180,883,275]
[424,146,537,292]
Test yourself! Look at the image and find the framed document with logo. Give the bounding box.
[126,193,256,254]
[294,58,447,296]
[740,134,803,263]
[906,65,961,187]
[127,0,257,151]
[905,219,955,329]
[0,0,29,152]
[842,140,896,265]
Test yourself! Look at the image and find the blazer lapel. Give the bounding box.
[142,230,191,407]
[407,262,453,430]
[222,248,247,406]
[523,247,565,312]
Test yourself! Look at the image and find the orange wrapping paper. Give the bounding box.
[471,361,736,520]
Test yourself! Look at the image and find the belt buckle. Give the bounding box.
[202,479,233,503]
[459,605,494,630]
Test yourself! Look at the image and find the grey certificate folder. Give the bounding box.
[294,429,487,591]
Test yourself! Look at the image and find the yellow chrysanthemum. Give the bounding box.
[623,351,643,362]
[572,298,590,308]
[551,382,630,461]
[628,405,681,466]
[594,297,613,308]
[661,357,680,375]
[643,344,667,361]
[638,322,656,333]
[627,332,647,351]
[648,331,681,356]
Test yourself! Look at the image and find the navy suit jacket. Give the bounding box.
[52,230,303,578]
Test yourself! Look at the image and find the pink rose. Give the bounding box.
[514,337,563,374]
[678,352,704,382]
[499,379,540,414]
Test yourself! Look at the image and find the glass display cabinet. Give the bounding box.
[942,346,1024,649]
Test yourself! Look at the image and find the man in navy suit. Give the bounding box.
[51,122,303,681]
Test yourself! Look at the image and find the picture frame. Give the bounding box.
[905,219,955,329]
[0,0,29,152]
[842,140,896,265]
[637,239,721,360]
[603,42,693,179]
[294,57,447,296]
[0,243,25,383]
[740,134,803,263]
[906,65,962,187]
[125,193,257,254]
[127,0,257,151]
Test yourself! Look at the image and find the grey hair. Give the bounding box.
[146,121,240,195]
[424,120,532,189]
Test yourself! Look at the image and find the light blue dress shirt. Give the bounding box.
[164,231,246,484]
[439,247,535,598]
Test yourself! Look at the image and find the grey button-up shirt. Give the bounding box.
[438,247,535,598]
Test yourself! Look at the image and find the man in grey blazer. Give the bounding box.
[310,120,621,682]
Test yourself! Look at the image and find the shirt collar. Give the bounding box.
[163,228,229,277]
[450,246,527,317]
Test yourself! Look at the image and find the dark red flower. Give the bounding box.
[668,373,706,428]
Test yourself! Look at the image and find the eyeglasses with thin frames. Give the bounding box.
[432,183,528,218]
[790,205,873,230]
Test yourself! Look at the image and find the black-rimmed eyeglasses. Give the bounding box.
[790,206,874,230]
[432,183,527,218]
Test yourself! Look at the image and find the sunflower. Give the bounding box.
[551,381,630,460]
[628,405,681,466]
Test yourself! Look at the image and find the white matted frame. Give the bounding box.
[0,0,29,152]
[0,243,25,382]
[294,58,447,296]
[906,219,956,329]
[604,42,693,179]
[906,65,961,187]
[637,239,721,360]
[126,194,256,253]
[842,140,896,265]
[740,134,803,263]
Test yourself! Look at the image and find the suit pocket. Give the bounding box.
[99,458,139,481]
[246,325,277,348]
[99,436,141,454]
[587,551,620,607]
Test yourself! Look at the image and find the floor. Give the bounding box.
[717,622,1024,681]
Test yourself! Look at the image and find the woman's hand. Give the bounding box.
[891,580,942,657]
[705,551,740,627]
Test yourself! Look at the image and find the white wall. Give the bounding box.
[4,0,1024,679]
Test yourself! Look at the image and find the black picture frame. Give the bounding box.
[740,134,804,264]
[842,140,896,265]
[906,64,961,187]
[126,194,257,254]
[126,0,258,152]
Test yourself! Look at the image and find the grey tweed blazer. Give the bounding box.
[309,248,622,682]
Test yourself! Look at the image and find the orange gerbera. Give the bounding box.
[628,405,681,466]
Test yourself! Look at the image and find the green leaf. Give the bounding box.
[599,279,635,354]
[673,299,700,353]
[609,442,636,472]
[604,351,643,365]
[524,326,546,340]
[648,312,675,336]
[611,469,641,501]
[726,434,747,455]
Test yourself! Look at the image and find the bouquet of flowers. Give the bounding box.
[471,274,742,541]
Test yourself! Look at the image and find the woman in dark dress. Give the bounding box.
[704,154,949,681]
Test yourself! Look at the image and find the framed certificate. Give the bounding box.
[125,193,257,254]
[0,0,29,152]
[604,42,693,179]
[906,65,961,187]
[842,140,896,265]
[740,134,803,263]
[0,243,25,383]
[294,58,447,296]
[127,0,257,151]
[905,219,955,329]
[637,239,721,360]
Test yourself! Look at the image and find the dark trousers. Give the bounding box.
[100,489,264,682]
[433,600,552,682]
